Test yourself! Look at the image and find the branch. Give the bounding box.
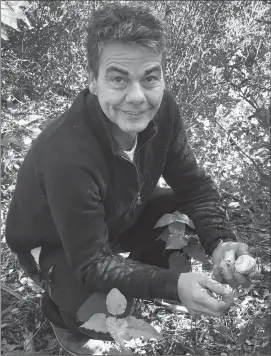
[1,282,21,300]
[255,19,271,25]
[213,118,269,184]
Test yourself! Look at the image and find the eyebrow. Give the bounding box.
[105,65,161,76]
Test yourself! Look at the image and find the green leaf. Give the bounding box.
[215,324,232,335]
[124,316,162,341]
[168,252,191,273]
[154,211,195,229]
[106,288,127,316]
[166,234,188,250]
[236,324,256,344]
[183,238,209,263]
[173,211,195,229]
[154,213,176,228]
[80,313,108,333]
[156,228,170,242]
[168,221,185,234]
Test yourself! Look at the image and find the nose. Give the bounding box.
[125,82,146,105]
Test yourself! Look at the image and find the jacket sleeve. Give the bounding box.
[43,151,180,301]
[162,99,236,255]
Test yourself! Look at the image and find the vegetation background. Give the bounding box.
[1,0,270,355]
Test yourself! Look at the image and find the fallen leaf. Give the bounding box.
[30,247,41,265]
[125,316,162,341]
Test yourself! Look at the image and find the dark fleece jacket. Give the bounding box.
[5,88,236,302]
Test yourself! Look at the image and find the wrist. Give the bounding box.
[208,238,236,257]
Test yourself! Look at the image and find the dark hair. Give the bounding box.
[86,3,167,78]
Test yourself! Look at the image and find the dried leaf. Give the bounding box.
[83,339,113,354]
[30,247,41,265]
[1,26,8,40]
[106,288,127,316]
[80,313,108,333]
[124,316,162,341]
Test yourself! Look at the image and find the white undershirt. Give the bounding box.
[123,135,138,161]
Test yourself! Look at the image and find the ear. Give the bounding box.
[88,72,97,95]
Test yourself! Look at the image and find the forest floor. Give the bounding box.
[1,98,270,355]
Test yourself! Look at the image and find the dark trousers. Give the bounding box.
[21,188,191,332]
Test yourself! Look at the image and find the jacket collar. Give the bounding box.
[84,88,158,157]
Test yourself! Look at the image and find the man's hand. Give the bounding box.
[212,241,259,288]
[177,272,234,317]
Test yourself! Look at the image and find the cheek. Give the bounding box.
[148,90,164,109]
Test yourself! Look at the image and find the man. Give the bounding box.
[6,3,257,355]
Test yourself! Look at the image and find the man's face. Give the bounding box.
[89,42,165,136]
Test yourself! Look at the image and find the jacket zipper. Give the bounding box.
[119,129,157,212]
[120,154,142,211]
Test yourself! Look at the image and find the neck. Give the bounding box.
[110,124,137,151]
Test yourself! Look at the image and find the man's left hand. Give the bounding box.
[212,241,257,288]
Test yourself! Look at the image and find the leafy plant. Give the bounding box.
[80,288,162,352]
[155,211,210,264]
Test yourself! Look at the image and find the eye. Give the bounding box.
[111,77,125,83]
[145,75,159,82]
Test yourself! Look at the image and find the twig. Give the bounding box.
[1,282,21,300]
[21,320,48,355]
[1,323,9,329]
[213,118,269,183]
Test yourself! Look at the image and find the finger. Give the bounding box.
[236,242,250,257]
[248,265,263,280]
[213,264,223,283]
[204,276,232,296]
[192,304,230,318]
[224,249,236,262]
[219,259,238,288]
[234,271,250,288]
[198,287,234,314]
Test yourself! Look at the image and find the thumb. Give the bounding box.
[236,242,250,257]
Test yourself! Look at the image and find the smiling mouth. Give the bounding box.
[121,110,145,115]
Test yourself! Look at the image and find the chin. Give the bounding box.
[124,125,148,134]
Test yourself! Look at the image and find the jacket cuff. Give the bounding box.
[204,236,237,257]
[149,269,180,302]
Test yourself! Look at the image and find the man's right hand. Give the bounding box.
[177,272,235,317]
